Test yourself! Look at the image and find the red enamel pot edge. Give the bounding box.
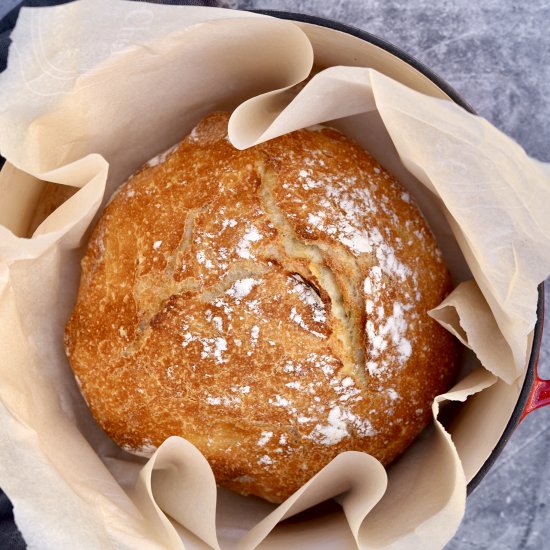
[253,9,548,496]
[520,290,549,421]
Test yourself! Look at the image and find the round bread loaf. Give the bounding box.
[65,112,458,503]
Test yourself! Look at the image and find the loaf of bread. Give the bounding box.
[65,112,458,503]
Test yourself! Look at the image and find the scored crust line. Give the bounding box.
[256,157,368,382]
[163,207,201,278]
[126,263,269,359]
[119,149,372,384]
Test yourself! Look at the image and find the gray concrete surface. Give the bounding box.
[1,1,549,549]
[0,0,20,15]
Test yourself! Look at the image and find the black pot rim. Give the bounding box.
[254,8,546,496]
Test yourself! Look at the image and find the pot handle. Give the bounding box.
[520,368,550,422]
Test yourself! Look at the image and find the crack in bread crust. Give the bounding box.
[256,158,366,380]
[127,262,270,361]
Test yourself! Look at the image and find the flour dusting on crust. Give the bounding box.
[65,112,458,504]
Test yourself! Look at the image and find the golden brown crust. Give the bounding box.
[65,113,458,503]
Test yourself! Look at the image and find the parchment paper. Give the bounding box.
[1,1,549,549]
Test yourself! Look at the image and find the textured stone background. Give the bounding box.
[1,1,549,549]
